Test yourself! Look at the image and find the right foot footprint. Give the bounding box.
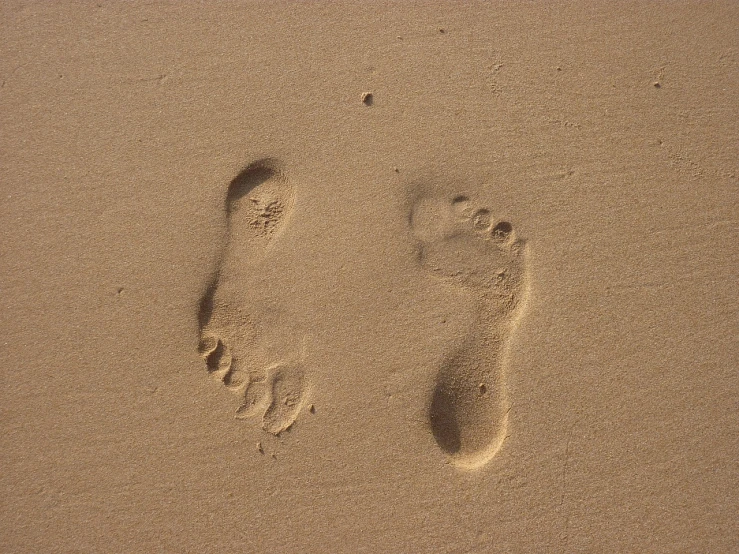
[197,159,308,435]
[411,193,529,469]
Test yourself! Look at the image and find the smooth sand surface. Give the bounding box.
[2,2,737,552]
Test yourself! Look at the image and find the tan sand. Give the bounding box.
[2,1,737,551]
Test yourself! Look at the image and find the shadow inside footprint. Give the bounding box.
[429,386,462,455]
[226,163,276,213]
[197,277,218,345]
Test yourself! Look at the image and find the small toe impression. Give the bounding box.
[452,195,473,218]
[471,208,492,232]
[491,221,514,243]
[223,361,247,389]
[262,364,306,435]
[205,339,232,377]
[198,335,218,357]
[236,379,270,419]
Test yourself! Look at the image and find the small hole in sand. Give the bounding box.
[362,92,373,106]
[492,221,513,238]
[479,384,487,395]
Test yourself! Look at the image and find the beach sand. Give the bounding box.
[2,2,737,551]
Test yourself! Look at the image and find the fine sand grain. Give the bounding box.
[2,1,737,552]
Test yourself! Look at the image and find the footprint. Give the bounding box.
[197,159,308,435]
[411,193,528,469]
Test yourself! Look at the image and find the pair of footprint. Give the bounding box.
[197,159,527,469]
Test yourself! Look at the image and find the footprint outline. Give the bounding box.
[410,189,529,469]
[197,158,309,436]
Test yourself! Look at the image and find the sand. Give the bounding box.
[2,1,737,552]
